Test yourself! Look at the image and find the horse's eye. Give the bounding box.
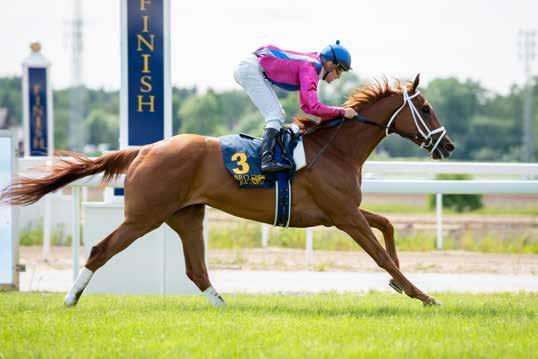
[422,105,431,114]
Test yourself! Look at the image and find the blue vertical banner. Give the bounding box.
[127,0,165,146]
[28,68,49,156]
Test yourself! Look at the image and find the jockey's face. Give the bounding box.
[322,61,342,83]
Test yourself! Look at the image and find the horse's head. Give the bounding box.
[386,74,455,159]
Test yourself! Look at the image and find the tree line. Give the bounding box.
[0,73,536,161]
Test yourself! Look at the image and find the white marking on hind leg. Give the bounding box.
[202,286,226,307]
[64,267,94,307]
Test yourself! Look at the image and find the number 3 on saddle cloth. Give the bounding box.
[218,127,306,227]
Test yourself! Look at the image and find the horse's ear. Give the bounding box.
[411,73,420,93]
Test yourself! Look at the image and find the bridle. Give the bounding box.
[385,87,447,155]
[305,87,448,168]
[356,87,447,155]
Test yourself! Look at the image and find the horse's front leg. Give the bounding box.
[335,208,439,306]
[360,209,403,294]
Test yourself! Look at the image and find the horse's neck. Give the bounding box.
[333,94,401,168]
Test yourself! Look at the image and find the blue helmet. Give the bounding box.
[320,40,352,71]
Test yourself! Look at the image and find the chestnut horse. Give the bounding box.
[1,74,454,307]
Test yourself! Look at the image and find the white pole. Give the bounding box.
[22,61,30,158]
[436,193,443,250]
[71,186,81,281]
[119,0,128,150]
[42,158,53,261]
[261,223,269,248]
[42,196,51,260]
[163,0,172,139]
[161,225,166,296]
[22,43,54,260]
[82,186,88,203]
[203,207,209,267]
[306,228,313,270]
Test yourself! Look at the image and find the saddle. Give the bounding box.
[218,126,306,227]
[218,126,305,189]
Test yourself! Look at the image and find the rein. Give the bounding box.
[305,119,345,169]
[355,115,422,141]
[304,115,421,169]
[304,88,448,168]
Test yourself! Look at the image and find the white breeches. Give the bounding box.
[233,54,285,130]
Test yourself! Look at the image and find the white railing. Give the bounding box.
[362,161,538,178]
[362,179,538,193]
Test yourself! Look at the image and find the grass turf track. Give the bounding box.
[1,292,536,358]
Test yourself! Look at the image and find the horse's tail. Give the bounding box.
[0,148,140,206]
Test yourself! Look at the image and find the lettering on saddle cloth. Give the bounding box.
[218,132,299,189]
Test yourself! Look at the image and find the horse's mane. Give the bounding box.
[293,78,410,132]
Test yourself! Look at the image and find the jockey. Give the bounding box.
[234,40,359,174]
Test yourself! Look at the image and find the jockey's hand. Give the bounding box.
[343,107,358,119]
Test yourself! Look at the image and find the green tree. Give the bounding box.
[280,92,300,123]
[235,112,265,137]
[86,88,118,114]
[52,88,71,151]
[215,90,256,131]
[178,89,223,136]
[319,71,362,106]
[468,115,519,161]
[172,86,197,134]
[423,77,487,160]
[0,77,22,126]
[84,109,119,148]
[428,174,483,213]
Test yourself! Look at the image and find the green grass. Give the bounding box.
[19,218,538,254]
[361,202,538,216]
[19,223,73,246]
[1,292,536,358]
[464,206,538,216]
[207,224,538,254]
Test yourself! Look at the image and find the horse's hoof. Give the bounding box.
[423,298,442,307]
[64,289,82,307]
[64,297,78,307]
[389,279,403,294]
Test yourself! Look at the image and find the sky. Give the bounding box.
[1,0,537,94]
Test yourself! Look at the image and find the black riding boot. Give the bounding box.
[261,128,291,174]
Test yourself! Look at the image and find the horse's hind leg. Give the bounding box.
[64,219,160,307]
[360,209,403,294]
[166,204,225,307]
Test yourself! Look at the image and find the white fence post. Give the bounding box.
[42,196,51,260]
[41,159,54,261]
[306,228,313,270]
[436,193,443,250]
[204,209,209,268]
[71,186,81,281]
[161,225,166,296]
[261,224,269,248]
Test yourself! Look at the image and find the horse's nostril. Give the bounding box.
[445,143,455,152]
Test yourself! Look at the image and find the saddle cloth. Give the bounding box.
[218,127,306,189]
[218,127,306,227]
